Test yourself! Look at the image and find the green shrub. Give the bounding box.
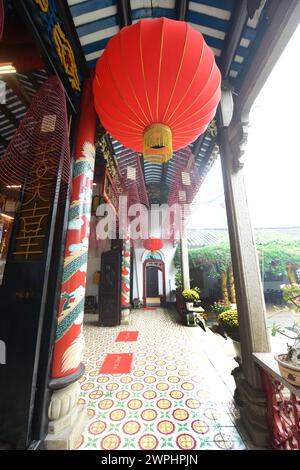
[218,309,239,341]
[181,288,200,302]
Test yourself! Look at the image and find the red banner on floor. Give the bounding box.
[116,331,139,342]
[99,353,134,374]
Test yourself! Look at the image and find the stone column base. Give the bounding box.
[45,381,88,450]
[121,308,131,325]
[45,404,88,450]
[232,366,269,448]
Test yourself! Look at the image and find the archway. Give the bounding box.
[143,258,166,307]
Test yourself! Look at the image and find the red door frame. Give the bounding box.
[143,260,166,307]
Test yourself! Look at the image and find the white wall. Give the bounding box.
[132,241,177,302]
[131,204,177,302]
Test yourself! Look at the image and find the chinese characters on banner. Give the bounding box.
[12,127,59,261]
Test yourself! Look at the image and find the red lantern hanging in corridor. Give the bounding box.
[93,18,221,163]
[143,238,164,252]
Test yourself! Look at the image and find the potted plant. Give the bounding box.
[271,283,300,385]
[217,308,241,361]
[181,287,200,309]
[180,288,203,327]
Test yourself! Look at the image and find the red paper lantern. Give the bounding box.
[93,18,221,163]
[143,238,164,252]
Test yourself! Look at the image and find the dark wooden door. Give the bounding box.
[146,266,159,296]
[99,250,121,326]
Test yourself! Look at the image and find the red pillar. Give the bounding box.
[51,77,96,380]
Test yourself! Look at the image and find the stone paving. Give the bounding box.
[76,308,248,450]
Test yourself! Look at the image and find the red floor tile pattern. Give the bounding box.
[99,353,134,374]
[116,331,139,342]
[77,309,247,450]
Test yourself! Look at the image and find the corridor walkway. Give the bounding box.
[76,308,247,450]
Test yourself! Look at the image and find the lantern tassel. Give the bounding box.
[143,123,172,163]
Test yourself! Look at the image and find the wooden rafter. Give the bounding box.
[117,0,132,29]
[175,0,189,21]
[192,134,205,160]
[160,161,168,188]
[220,0,248,79]
[26,72,40,91]
[0,103,19,128]
[5,76,31,108]
[0,135,8,147]
[196,139,215,174]
[0,134,8,147]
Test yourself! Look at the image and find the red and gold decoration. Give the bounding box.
[121,237,131,306]
[53,24,80,92]
[93,18,221,163]
[34,0,81,92]
[34,0,48,13]
[51,78,96,379]
[143,237,163,254]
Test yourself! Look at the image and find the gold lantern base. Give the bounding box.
[143,124,172,164]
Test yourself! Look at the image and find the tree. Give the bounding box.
[256,240,300,282]
[188,243,232,304]
[185,238,300,303]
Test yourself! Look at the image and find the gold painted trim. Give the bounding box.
[102,52,146,128]
[171,85,220,129]
[119,30,149,126]
[166,36,205,123]
[156,19,165,122]
[139,21,154,122]
[162,22,188,122]
[168,61,218,128]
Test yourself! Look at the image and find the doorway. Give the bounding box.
[143,260,166,306]
[146,266,159,297]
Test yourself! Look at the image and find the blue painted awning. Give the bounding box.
[67,0,266,83]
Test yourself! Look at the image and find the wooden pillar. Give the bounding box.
[219,92,270,446]
[45,77,96,450]
[220,125,271,384]
[50,77,96,382]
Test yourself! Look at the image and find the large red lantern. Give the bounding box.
[93,18,221,163]
[143,238,164,252]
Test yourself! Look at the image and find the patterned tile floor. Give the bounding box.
[76,308,247,450]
